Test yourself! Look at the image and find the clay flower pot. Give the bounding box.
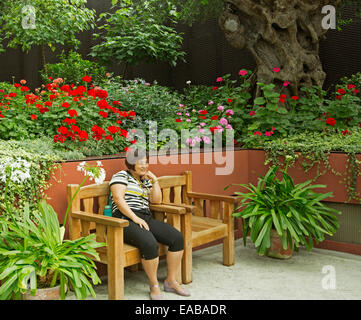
[266,229,293,259]
[23,285,61,300]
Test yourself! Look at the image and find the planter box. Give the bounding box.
[45,149,361,256]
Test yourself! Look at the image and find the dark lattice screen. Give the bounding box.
[0,1,360,91]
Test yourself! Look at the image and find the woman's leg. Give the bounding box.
[141,257,161,295]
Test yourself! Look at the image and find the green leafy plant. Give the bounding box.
[226,162,341,256]
[90,1,186,75]
[0,0,95,71]
[0,200,104,300]
[40,51,109,86]
[0,160,107,300]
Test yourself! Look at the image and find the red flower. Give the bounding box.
[209,126,218,133]
[128,111,136,118]
[291,96,299,101]
[212,86,218,91]
[336,95,343,100]
[120,129,128,138]
[67,109,78,117]
[20,86,29,92]
[347,84,356,90]
[60,85,71,92]
[91,125,105,140]
[44,101,52,107]
[337,88,346,95]
[14,83,21,88]
[199,110,208,115]
[79,130,89,142]
[30,114,37,120]
[53,134,67,143]
[326,118,336,126]
[70,125,80,133]
[97,100,109,109]
[0,114,4,118]
[341,129,350,136]
[39,107,49,114]
[96,89,108,99]
[105,135,113,141]
[63,118,77,125]
[98,111,108,118]
[130,139,137,144]
[112,101,121,106]
[211,115,219,120]
[58,126,69,135]
[198,115,206,120]
[227,99,233,103]
[8,92,17,98]
[82,75,92,83]
[108,126,121,134]
[61,102,70,108]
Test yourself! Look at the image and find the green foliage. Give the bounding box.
[40,51,110,86]
[261,129,361,202]
[0,139,63,220]
[0,200,104,300]
[90,1,186,68]
[227,165,341,256]
[0,0,95,53]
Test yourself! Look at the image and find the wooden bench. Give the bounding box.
[157,171,237,284]
[66,181,187,300]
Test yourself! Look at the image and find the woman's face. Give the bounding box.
[134,157,148,177]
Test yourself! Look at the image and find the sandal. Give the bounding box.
[149,284,163,300]
[164,280,191,297]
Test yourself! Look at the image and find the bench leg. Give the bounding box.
[107,227,124,300]
[181,213,192,284]
[223,203,235,266]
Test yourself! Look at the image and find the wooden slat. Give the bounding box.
[78,182,110,199]
[158,176,186,188]
[162,187,170,203]
[67,184,81,240]
[187,191,236,203]
[223,202,235,266]
[96,223,106,243]
[181,212,192,284]
[83,198,96,230]
[71,211,129,227]
[98,195,108,215]
[192,225,228,248]
[174,186,182,204]
[81,220,91,237]
[210,200,220,219]
[193,198,204,217]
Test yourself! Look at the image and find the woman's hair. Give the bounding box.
[125,148,149,170]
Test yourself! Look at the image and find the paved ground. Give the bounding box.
[67,238,361,300]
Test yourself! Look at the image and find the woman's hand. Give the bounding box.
[142,170,157,182]
[133,216,150,231]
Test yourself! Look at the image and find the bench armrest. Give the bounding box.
[186,191,237,204]
[160,202,196,213]
[149,204,187,215]
[71,210,129,228]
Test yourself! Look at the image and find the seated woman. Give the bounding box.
[109,150,190,300]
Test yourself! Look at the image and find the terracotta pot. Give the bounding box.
[23,285,61,300]
[266,229,293,259]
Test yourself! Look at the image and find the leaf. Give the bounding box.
[271,209,282,236]
[254,217,272,248]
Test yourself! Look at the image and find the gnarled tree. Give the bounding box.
[218,0,343,96]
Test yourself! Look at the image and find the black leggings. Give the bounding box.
[113,207,184,260]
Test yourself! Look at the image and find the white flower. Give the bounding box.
[186,80,191,85]
[0,157,32,184]
[77,161,106,185]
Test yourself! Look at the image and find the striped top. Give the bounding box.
[109,170,153,213]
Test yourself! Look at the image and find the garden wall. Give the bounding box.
[46,149,361,256]
[0,1,361,91]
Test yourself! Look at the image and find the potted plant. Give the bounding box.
[226,158,341,258]
[0,159,106,300]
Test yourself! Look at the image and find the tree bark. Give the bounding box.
[218,0,342,96]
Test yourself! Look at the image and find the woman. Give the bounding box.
[109,151,190,300]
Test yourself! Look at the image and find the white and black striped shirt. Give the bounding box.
[110,170,153,213]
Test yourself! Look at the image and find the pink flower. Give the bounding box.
[225,124,233,130]
[273,67,280,73]
[208,100,214,105]
[198,128,205,133]
[179,104,185,108]
[200,122,206,127]
[217,105,224,111]
[202,136,211,144]
[216,125,224,133]
[186,118,191,122]
[219,118,228,126]
[238,70,248,76]
[176,112,182,115]
[253,131,262,136]
[216,77,224,82]
[185,112,190,116]
[249,110,255,116]
[283,81,290,87]
[226,109,234,115]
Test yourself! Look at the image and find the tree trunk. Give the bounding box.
[218,0,342,96]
